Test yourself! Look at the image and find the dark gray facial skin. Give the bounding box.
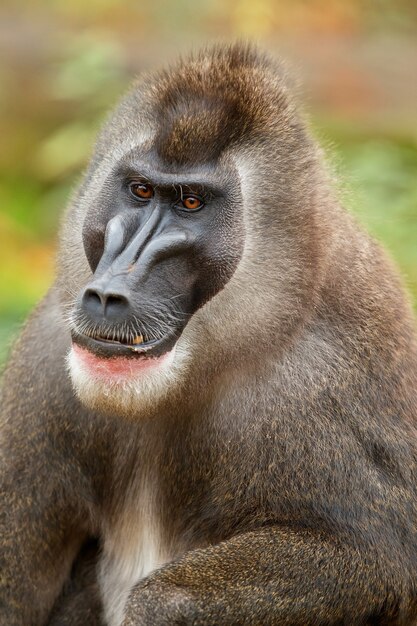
[74,150,244,359]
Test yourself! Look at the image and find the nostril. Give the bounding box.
[82,287,129,321]
[104,293,129,320]
[81,286,130,321]
[82,288,104,315]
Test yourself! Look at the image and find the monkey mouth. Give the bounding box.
[71,329,178,360]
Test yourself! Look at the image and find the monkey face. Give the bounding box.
[63,46,319,413]
[68,147,244,393]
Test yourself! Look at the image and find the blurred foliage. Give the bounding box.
[336,138,417,298]
[0,0,416,364]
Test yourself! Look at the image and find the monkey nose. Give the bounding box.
[81,285,131,322]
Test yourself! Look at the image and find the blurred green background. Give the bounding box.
[1,0,417,365]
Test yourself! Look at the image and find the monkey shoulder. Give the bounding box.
[1,287,76,424]
[0,287,101,487]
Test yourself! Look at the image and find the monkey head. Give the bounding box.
[60,45,327,415]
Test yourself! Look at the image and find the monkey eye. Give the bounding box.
[178,195,204,211]
[129,182,154,201]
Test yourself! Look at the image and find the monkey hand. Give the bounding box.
[121,526,399,626]
[121,580,199,626]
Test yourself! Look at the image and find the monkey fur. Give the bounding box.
[1,44,417,625]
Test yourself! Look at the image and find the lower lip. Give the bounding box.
[71,343,171,381]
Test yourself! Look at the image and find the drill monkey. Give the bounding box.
[1,44,417,625]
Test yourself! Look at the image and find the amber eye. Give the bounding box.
[129,182,154,200]
[181,196,204,211]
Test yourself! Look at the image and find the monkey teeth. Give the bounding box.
[92,333,146,347]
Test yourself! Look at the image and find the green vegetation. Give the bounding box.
[325,127,417,303]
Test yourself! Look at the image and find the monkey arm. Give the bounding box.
[0,290,98,625]
[122,526,409,625]
[0,466,86,626]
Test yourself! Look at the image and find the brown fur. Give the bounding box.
[1,43,417,625]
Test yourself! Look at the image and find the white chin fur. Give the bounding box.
[67,343,188,416]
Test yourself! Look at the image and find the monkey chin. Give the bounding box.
[67,343,184,417]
